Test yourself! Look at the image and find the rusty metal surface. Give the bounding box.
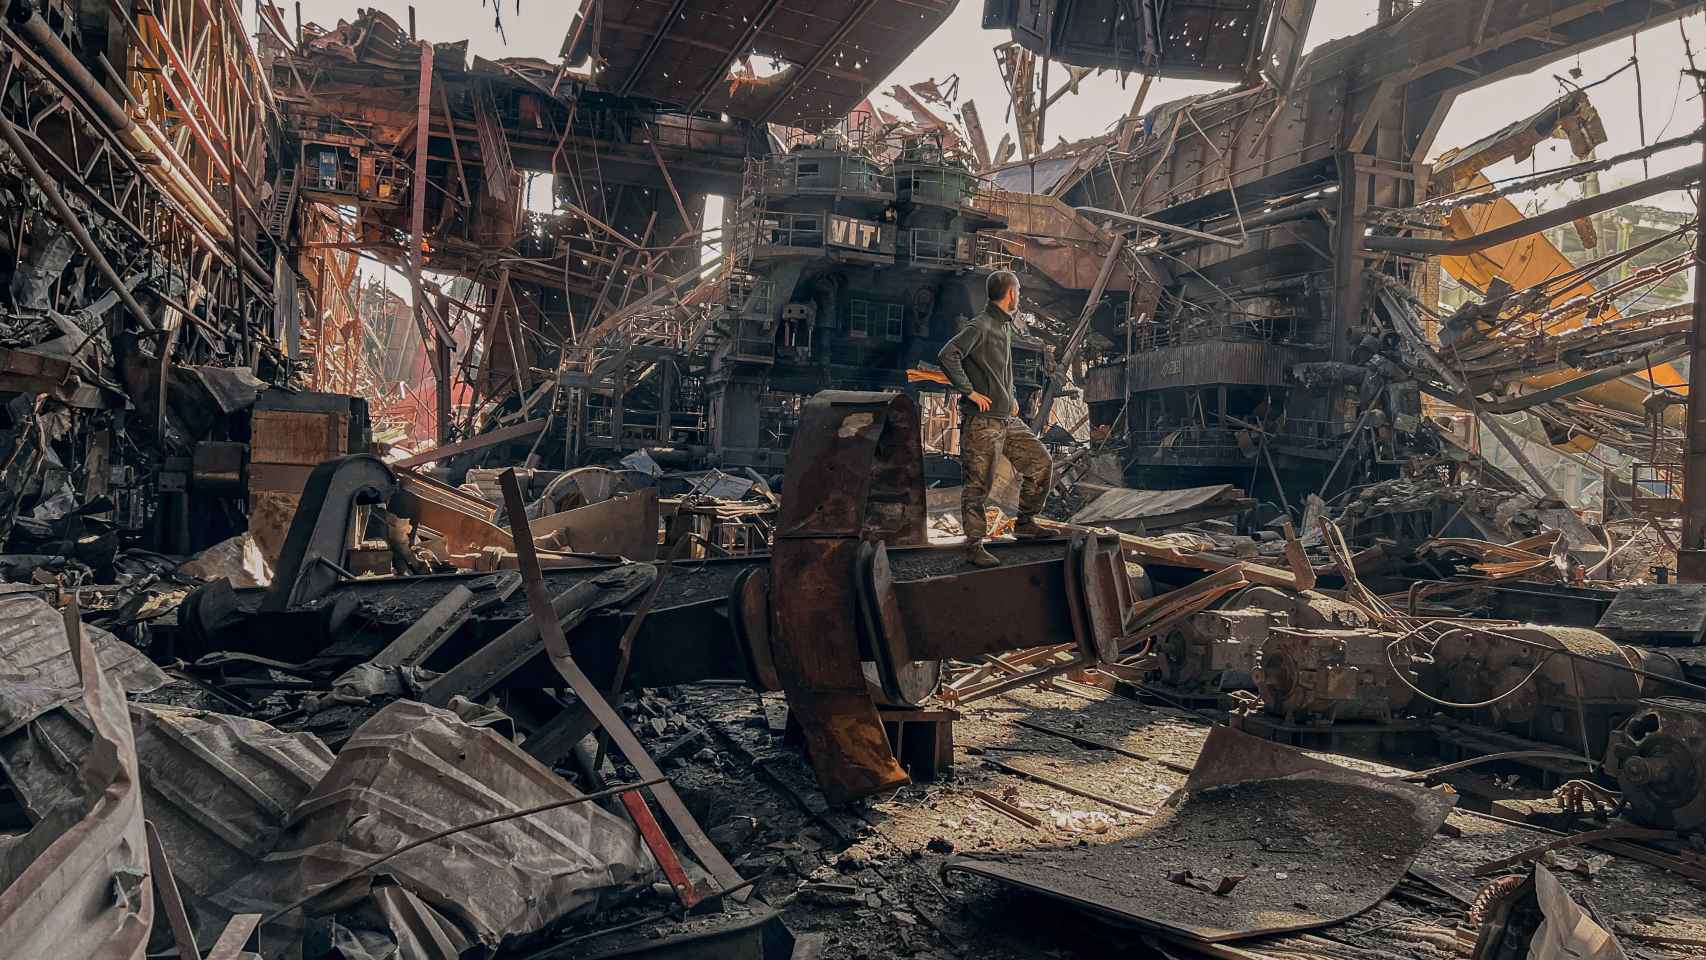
[534,488,661,559]
[891,550,1078,661]
[277,699,657,948]
[0,602,153,960]
[771,391,926,802]
[946,727,1454,942]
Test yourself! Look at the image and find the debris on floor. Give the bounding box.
[5,0,1706,956]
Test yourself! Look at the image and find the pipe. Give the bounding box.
[0,113,156,332]
[9,4,240,252]
[1365,163,1704,256]
[8,1,133,134]
[1078,206,1244,246]
[1471,340,1691,414]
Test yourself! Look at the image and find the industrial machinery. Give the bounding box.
[1156,608,1268,693]
[700,129,1037,471]
[1604,698,1706,833]
[1254,627,1417,725]
[178,391,1139,803]
[1153,585,1375,695]
[1424,625,1683,757]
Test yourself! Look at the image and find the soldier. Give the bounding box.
[938,269,1054,567]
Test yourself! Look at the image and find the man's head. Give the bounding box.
[986,270,1020,313]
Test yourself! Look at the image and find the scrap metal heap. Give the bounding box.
[7,0,1706,958]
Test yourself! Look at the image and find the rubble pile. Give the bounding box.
[3,0,1706,957]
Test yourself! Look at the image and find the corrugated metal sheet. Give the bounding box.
[0,704,334,950]
[1127,341,1299,391]
[0,608,152,959]
[276,700,656,950]
[1084,362,1125,404]
[0,585,169,736]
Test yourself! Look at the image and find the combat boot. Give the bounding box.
[966,542,1001,567]
[1012,517,1051,540]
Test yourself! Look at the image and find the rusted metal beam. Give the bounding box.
[107,1,233,179]
[409,40,438,436]
[438,84,472,205]
[648,130,693,231]
[495,469,746,900]
[1682,103,1706,581]
[391,418,548,469]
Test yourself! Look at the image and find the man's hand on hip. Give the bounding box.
[968,391,992,413]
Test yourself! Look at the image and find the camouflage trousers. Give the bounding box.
[960,415,1053,543]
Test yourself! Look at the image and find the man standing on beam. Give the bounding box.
[938,269,1055,567]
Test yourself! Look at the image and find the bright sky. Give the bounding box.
[287,0,1706,285]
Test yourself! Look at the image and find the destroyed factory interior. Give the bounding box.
[23,0,1706,957]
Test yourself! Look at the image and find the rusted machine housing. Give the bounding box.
[1157,586,1372,694]
[1160,607,1269,692]
[1604,698,1706,833]
[758,391,1136,802]
[1157,608,1269,692]
[1425,625,1681,757]
[1254,627,1417,724]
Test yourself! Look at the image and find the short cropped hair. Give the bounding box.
[986,269,1019,303]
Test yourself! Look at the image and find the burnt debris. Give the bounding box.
[4,0,1706,958]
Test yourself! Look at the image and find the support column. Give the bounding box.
[409,41,445,441]
[1679,121,1706,580]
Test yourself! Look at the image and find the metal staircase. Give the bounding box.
[264,167,300,241]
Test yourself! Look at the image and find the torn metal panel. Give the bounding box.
[0,584,169,735]
[277,699,657,950]
[571,0,956,125]
[0,703,334,950]
[0,603,153,960]
[533,488,661,559]
[945,727,1454,943]
[770,392,925,802]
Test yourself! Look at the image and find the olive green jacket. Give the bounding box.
[938,303,1020,418]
